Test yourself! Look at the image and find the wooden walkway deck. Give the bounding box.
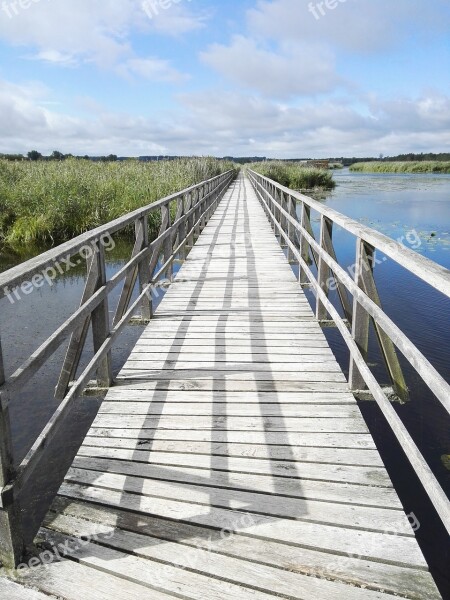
[4,174,441,599]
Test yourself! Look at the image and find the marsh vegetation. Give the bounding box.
[249,161,336,191]
[350,161,450,174]
[0,157,235,247]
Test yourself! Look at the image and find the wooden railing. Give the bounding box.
[248,168,450,536]
[0,169,236,567]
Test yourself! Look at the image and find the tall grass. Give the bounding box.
[350,161,450,174]
[249,161,336,191]
[0,158,236,246]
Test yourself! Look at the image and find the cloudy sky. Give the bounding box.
[0,0,449,157]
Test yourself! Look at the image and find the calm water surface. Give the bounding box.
[0,170,449,594]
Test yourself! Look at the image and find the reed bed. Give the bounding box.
[0,158,236,246]
[350,161,450,174]
[249,161,336,191]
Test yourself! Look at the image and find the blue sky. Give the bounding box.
[0,0,449,157]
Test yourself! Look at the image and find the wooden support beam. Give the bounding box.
[91,243,113,389]
[161,204,172,281]
[113,220,145,327]
[300,204,312,284]
[136,216,152,321]
[55,248,105,400]
[316,216,332,320]
[349,239,372,391]
[0,337,24,568]
[359,248,409,403]
[321,222,353,323]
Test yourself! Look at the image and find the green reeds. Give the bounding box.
[0,158,236,246]
[349,161,450,174]
[249,161,336,191]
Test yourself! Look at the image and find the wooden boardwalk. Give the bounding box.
[3,174,441,599]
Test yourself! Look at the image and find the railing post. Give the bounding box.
[136,216,153,320]
[161,203,173,281]
[286,194,297,263]
[353,241,409,401]
[178,193,188,260]
[195,187,202,237]
[275,186,281,234]
[186,191,195,249]
[200,183,207,230]
[91,242,113,388]
[56,242,114,400]
[0,336,24,568]
[349,239,372,390]
[279,190,288,247]
[316,216,332,320]
[206,181,214,220]
[299,203,311,284]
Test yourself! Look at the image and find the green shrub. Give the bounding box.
[249,161,335,191]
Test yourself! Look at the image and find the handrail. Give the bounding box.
[0,169,236,568]
[249,171,450,299]
[247,168,450,536]
[0,171,234,297]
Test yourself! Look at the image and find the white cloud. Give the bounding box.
[0,0,206,69]
[2,77,450,158]
[248,0,450,54]
[141,0,208,35]
[201,36,340,99]
[120,57,189,83]
[28,50,78,67]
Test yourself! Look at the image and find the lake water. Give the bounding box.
[0,170,449,594]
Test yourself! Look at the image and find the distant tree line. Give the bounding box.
[0,151,119,162]
[1,151,450,165]
[328,153,450,166]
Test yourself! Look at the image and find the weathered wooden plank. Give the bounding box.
[97,402,361,418]
[82,436,382,466]
[116,370,348,382]
[64,467,406,532]
[145,318,322,325]
[86,428,376,448]
[121,360,343,372]
[71,456,400,510]
[9,556,174,599]
[56,483,426,568]
[102,389,356,404]
[40,525,404,600]
[0,579,56,600]
[90,414,369,434]
[135,332,328,340]
[75,448,389,487]
[49,498,441,600]
[130,345,334,355]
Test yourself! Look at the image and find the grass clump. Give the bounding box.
[349,161,450,174]
[249,161,335,191]
[0,157,236,247]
